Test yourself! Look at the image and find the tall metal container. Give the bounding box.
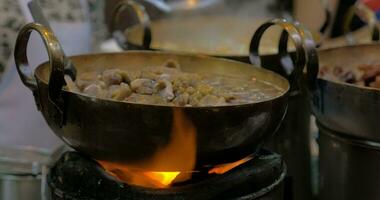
[0,146,50,200]
[313,44,380,199]
[318,123,380,200]
[265,88,312,200]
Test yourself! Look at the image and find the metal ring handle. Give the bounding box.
[343,3,380,44]
[14,23,66,124]
[319,6,332,35]
[278,22,319,91]
[249,18,306,92]
[319,0,333,42]
[111,0,152,50]
[293,22,319,91]
[27,0,77,80]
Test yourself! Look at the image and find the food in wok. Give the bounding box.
[320,64,380,89]
[14,22,300,166]
[65,60,283,107]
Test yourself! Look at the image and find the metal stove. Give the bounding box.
[45,149,286,200]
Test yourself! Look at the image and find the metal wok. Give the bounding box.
[110,0,324,68]
[14,22,308,168]
[312,44,380,141]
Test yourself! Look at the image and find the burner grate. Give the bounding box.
[47,149,285,200]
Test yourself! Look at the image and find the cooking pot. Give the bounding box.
[0,146,50,200]
[312,44,380,141]
[318,122,380,200]
[110,0,324,68]
[14,20,312,168]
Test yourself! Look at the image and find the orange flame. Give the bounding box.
[99,108,197,188]
[143,172,181,186]
[208,156,253,175]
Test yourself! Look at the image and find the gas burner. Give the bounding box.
[47,149,286,200]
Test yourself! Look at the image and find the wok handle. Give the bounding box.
[343,3,380,44]
[249,19,308,92]
[111,0,152,50]
[319,0,333,40]
[14,23,66,124]
[293,22,319,91]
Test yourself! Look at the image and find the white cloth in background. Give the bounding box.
[0,0,92,150]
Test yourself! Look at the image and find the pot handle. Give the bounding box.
[343,3,380,44]
[319,0,333,41]
[249,19,306,92]
[14,23,66,125]
[319,8,332,36]
[111,0,152,50]
[293,22,319,91]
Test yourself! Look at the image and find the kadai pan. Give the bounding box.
[14,21,312,168]
[313,44,380,141]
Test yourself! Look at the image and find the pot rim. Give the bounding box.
[317,43,380,93]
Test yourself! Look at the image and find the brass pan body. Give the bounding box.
[15,23,292,167]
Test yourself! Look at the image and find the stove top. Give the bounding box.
[46,149,286,200]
